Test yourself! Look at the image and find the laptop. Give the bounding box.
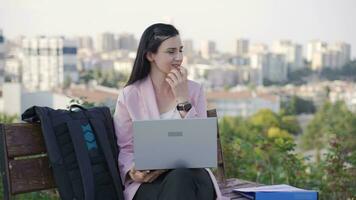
[133,117,217,170]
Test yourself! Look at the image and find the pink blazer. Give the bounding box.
[113,75,223,200]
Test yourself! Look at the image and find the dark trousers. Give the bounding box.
[133,168,216,200]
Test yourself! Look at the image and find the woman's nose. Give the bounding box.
[174,52,183,61]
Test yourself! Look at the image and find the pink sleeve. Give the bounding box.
[113,90,134,185]
[184,84,207,119]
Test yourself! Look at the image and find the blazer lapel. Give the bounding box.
[139,76,160,120]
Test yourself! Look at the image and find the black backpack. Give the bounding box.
[22,105,125,200]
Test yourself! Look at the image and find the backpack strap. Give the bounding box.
[32,107,75,200]
[89,118,124,199]
[67,120,95,200]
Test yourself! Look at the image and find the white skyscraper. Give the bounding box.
[330,42,351,67]
[250,43,269,54]
[77,36,94,50]
[0,29,5,84]
[117,33,137,51]
[308,40,351,70]
[250,52,287,83]
[200,40,216,59]
[236,38,249,56]
[272,40,304,72]
[183,39,194,57]
[307,40,327,63]
[96,32,116,52]
[21,36,79,91]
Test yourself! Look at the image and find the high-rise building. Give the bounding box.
[77,36,94,50]
[117,33,137,51]
[307,40,327,63]
[250,52,287,83]
[236,38,249,56]
[96,32,116,52]
[308,40,351,70]
[183,39,194,57]
[21,36,78,91]
[0,29,5,84]
[200,40,216,59]
[249,43,269,54]
[272,40,304,72]
[330,42,351,67]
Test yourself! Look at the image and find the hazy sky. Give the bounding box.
[1,0,355,57]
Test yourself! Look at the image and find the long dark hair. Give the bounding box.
[125,23,179,86]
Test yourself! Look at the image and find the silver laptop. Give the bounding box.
[133,118,217,170]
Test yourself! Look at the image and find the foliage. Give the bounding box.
[320,60,356,81]
[281,95,316,115]
[219,109,307,186]
[220,102,356,199]
[287,67,313,85]
[79,68,128,88]
[320,135,356,199]
[0,113,18,123]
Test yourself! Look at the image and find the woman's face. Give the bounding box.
[149,35,183,74]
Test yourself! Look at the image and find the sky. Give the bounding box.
[1,0,355,58]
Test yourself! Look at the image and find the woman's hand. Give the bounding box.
[129,166,167,183]
[165,67,189,103]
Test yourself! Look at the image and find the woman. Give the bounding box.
[113,23,222,200]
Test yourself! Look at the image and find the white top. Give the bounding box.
[160,107,181,119]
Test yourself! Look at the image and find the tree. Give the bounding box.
[219,109,307,186]
[281,95,316,115]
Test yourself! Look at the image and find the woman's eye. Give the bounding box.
[167,51,175,54]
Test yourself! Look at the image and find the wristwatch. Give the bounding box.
[176,101,192,112]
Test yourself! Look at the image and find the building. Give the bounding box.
[330,42,351,68]
[5,57,22,82]
[307,40,327,63]
[272,40,304,72]
[250,52,287,83]
[1,83,72,116]
[183,39,194,57]
[206,90,280,117]
[21,36,79,91]
[77,36,94,50]
[0,29,5,84]
[117,33,137,51]
[96,32,116,52]
[308,40,351,70]
[249,43,268,54]
[114,59,134,75]
[1,83,120,117]
[236,38,249,56]
[200,40,216,59]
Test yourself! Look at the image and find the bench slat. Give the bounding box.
[5,123,46,158]
[9,156,56,194]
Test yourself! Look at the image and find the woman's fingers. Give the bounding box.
[143,170,158,182]
[167,72,179,84]
[165,77,174,88]
[170,69,182,82]
[130,169,151,182]
[146,170,166,183]
[179,67,188,80]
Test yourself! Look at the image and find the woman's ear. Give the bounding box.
[146,52,154,62]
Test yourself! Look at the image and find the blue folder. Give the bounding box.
[234,184,318,200]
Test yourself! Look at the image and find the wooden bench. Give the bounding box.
[0,109,261,199]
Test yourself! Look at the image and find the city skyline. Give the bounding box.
[1,0,355,58]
